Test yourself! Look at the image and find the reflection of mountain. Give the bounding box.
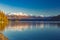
[6,13,60,21]
[5,22,60,31]
[6,22,44,31]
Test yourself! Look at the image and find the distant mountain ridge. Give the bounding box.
[6,13,60,21]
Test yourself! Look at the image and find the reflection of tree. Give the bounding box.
[0,33,8,40]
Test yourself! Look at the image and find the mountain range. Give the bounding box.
[6,13,60,21]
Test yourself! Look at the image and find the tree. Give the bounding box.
[0,11,8,32]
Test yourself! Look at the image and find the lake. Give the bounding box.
[3,21,60,40]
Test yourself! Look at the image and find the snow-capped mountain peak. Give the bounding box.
[8,12,29,16]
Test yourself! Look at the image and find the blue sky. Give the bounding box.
[0,0,60,16]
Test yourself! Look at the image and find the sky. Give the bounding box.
[0,0,60,16]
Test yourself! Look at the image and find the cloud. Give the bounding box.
[0,4,25,13]
[0,4,60,16]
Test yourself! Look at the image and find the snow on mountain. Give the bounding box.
[8,12,29,16]
[7,12,44,17]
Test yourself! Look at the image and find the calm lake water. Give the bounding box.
[3,21,60,40]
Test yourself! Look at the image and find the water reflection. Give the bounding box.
[3,21,60,40]
[5,21,60,31]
